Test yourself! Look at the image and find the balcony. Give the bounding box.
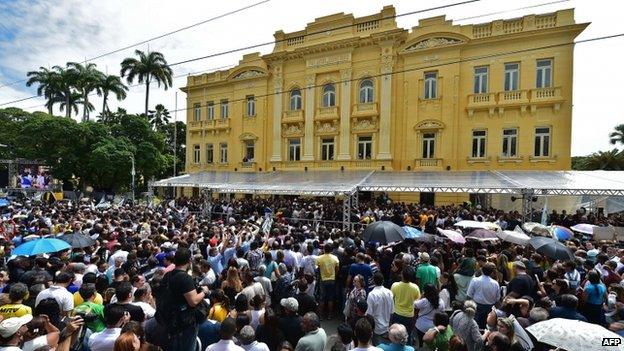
[467,87,565,117]
[497,90,529,115]
[315,106,339,121]
[352,102,378,117]
[188,120,203,131]
[282,109,304,124]
[214,118,230,130]
[466,93,496,117]
[529,87,564,113]
[239,161,257,171]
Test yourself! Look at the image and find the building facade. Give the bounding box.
[182,6,587,202]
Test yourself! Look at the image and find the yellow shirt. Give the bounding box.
[208,303,228,322]
[391,281,421,318]
[74,291,104,307]
[317,253,339,281]
[0,303,32,318]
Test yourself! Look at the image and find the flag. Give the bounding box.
[541,197,549,225]
[262,217,273,234]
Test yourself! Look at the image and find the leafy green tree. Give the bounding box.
[610,124,624,146]
[120,50,173,117]
[160,121,186,175]
[26,67,61,115]
[87,137,136,191]
[148,104,170,130]
[98,74,128,116]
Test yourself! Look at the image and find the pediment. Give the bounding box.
[414,119,445,131]
[226,67,268,81]
[405,37,463,51]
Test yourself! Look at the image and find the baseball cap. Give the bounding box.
[513,261,526,270]
[420,252,430,262]
[280,297,299,312]
[0,315,33,338]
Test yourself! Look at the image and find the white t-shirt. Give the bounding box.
[35,285,74,312]
[89,328,122,351]
[132,301,156,319]
[23,335,48,351]
[352,347,383,351]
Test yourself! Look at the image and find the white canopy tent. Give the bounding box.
[151,170,624,228]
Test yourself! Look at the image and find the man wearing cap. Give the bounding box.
[239,325,270,351]
[0,315,32,350]
[507,261,534,298]
[278,297,304,347]
[415,253,438,291]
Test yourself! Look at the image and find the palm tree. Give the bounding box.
[53,91,84,118]
[26,67,61,115]
[610,124,624,145]
[147,104,171,130]
[98,74,128,115]
[120,50,173,117]
[67,62,103,122]
[51,65,77,118]
[581,149,624,170]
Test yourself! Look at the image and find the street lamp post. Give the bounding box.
[131,155,136,203]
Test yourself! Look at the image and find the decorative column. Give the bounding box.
[302,74,316,161]
[270,65,283,162]
[377,44,394,160]
[337,69,352,160]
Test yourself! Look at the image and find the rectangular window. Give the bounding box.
[246,95,256,117]
[193,103,201,121]
[357,136,373,160]
[193,145,200,164]
[206,143,213,164]
[473,66,488,94]
[422,133,435,159]
[220,143,228,163]
[502,128,518,158]
[504,63,519,91]
[536,59,552,88]
[220,99,229,119]
[472,130,487,158]
[424,72,437,99]
[288,139,301,161]
[207,101,215,120]
[321,138,335,161]
[534,127,551,157]
[244,140,255,161]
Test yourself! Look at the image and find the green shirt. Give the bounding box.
[425,325,453,351]
[416,263,438,290]
[74,301,105,332]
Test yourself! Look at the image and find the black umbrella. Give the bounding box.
[362,221,406,244]
[529,236,574,261]
[60,233,96,248]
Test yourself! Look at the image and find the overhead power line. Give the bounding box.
[0,0,271,89]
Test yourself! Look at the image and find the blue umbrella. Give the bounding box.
[403,226,424,239]
[551,226,574,241]
[0,198,9,207]
[12,238,71,256]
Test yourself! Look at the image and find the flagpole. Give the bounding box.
[173,91,178,199]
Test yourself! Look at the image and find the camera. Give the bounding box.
[74,311,98,323]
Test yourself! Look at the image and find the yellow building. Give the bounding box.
[182,6,587,203]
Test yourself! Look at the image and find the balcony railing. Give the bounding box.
[316,106,339,121]
[352,102,378,117]
[354,160,372,168]
[214,118,230,129]
[416,158,441,167]
[282,109,304,123]
[188,121,202,129]
[531,87,561,100]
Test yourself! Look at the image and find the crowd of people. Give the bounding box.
[0,194,622,351]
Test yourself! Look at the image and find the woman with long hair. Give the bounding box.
[208,289,230,322]
[414,284,445,347]
[496,254,510,285]
[228,293,249,319]
[582,269,608,325]
[114,331,141,351]
[221,266,243,307]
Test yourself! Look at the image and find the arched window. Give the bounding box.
[322,84,336,107]
[289,89,302,111]
[359,79,374,103]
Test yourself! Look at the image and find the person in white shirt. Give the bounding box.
[254,265,273,307]
[466,262,500,329]
[108,244,129,267]
[88,304,130,351]
[366,272,393,345]
[352,318,382,351]
[35,272,75,316]
[239,325,270,351]
[131,284,156,319]
[206,317,244,351]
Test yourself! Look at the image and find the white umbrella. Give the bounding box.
[436,228,466,244]
[497,230,531,246]
[522,222,551,236]
[571,223,598,235]
[454,220,501,231]
[527,318,624,351]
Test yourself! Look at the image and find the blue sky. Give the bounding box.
[0,0,623,156]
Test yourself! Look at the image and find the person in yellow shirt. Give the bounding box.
[316,243,339,320]
[73,273,104,306]
[207,290,229,322]
[0,283,32,318]
[391,267,421,342]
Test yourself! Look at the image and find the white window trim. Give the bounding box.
[321,138,335,161]
[288,139,301,161]
[246,97,256,117]
[474,66,488,94]
[322,84,336,107]
[206,144,213,164]
[422,133,435,159]
[501,128,518,158]
[220,100,229,119]
[424,72,437,99]
[357,136,373,160]
[193,104,201,121]
[504,63,520,91]
[536,59,553,89]
[290,90,302,111]
[193,145,201,164]
[207,102,215,120]
[359,79,374,104]
[220,143,228,164]
[472,130,487,158]
[534,127,551,157]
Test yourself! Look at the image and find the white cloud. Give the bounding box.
[0,0,622,155]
